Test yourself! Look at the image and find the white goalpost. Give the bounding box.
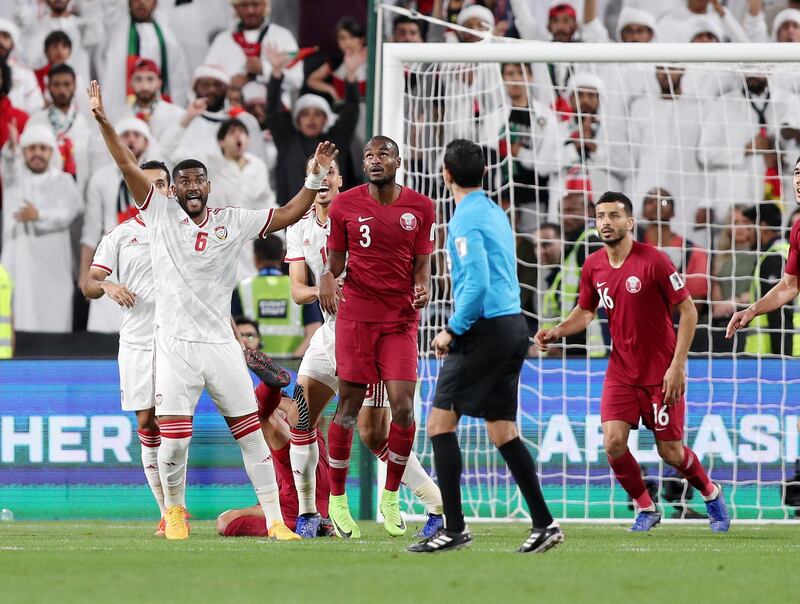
[378,38,800,523]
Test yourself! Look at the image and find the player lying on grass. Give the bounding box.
[283,156,443,538]
[536,191,730,533]
[89,78,337,541]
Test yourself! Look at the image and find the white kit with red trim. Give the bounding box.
[136,186,275,343]
[91,214,155,350]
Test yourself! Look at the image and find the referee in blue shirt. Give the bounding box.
[408,140,563,554]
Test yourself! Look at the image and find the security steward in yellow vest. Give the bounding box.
[741,204,800,356]
[0,264,13,359]
[232,235,322,358]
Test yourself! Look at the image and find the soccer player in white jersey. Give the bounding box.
[88,80,338,540]
[83,160,172,536]
[284,157,444,539]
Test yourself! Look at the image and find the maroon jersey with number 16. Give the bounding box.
[327,184,435,323]
[577,241,690,386]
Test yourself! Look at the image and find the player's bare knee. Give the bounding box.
[486,420,518,448]
[390,402,414,427]
[136,409,158,431]
[657,441,684,467]
[216,511,234,535]
[603,435,627,459]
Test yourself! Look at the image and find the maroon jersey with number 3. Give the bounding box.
[577,241,690,386]
[327,184,435,323]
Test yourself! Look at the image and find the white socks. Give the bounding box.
[290,428,320,515]
[138,429,166,515]
[230,415,282,526]
[157,419,192,509]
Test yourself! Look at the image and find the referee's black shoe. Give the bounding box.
[517,524,564,554]
[407,528,472,553]
[244,349,291,388]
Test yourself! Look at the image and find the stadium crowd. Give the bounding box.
[2,0,800,359]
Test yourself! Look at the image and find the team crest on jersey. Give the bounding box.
[214,226,228,241]
[155,394,162,406]
[400,212,417,231]
[625,276,642,293]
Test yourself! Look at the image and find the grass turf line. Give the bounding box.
[0,522,796,604]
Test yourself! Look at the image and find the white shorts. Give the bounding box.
[297,322,388,408]
[118,344,154,412]
[298,322,338,392]
[153,328,257,418]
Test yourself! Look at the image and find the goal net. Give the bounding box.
[381,40,800,522]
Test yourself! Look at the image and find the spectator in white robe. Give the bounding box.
[21,0,103,86]
[27,63,91,193]
[1,123,81,332]
[555,72,625,204]
[79,118,158,332]
[628,65,705,241]
[159,64,265,165]
[657,0,761,42]
[107,58,184,145]
[698,73,798,241]
[205,118,276,280]
[204,0,302,96]
[0,19,45,114]
[766,10,800,97]
[160,0,230,77]
[97,0,189,110]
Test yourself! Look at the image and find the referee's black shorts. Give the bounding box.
[432,313,528,421]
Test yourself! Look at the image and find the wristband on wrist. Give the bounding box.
[304,166,330,190]
[445,326,458,338]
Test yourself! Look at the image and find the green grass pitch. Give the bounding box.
[0,522,797,604]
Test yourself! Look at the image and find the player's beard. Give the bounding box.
[599,227,627,246]
[179,194,207,218]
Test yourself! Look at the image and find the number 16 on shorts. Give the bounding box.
[652,403,670,429]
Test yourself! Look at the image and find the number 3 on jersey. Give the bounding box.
[359,224,371,248]
[195,232,208,252]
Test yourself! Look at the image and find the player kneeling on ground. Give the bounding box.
[536,191,730,533]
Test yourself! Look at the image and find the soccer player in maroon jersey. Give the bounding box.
[318,135,435,538]
[535,191,730,532]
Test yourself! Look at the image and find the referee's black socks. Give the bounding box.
[431,432,466,534]
[498,437,554,529]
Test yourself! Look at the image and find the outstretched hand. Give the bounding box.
[87,80,107,123]
[309,141,338,174]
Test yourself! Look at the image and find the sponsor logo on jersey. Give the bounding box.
[214,226,228,241]
[626,276,642,294]
[455,237,468,257]
[357,216,374,223]
[400,212,417,231]
[303,238,311,247]
[669,271,685,291]
[129,237,139,245]
[180,217,189,225]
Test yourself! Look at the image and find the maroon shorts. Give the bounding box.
[335,318,418,384]
[600,379,685,441]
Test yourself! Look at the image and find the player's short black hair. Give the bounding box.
[44,30,72,50]
[216,118,248,141]
[172,159,208,182]
[595,191,634,217]
[234,316,259,332]
[393,14,427,38]
[0,60,11,97]
[336,16,366,40]
[48,63,75,80]
[443,139,486,188]
[140,160,171,185]
[795,155,800,167]
[254,234,285,263]
[365,135,400,157]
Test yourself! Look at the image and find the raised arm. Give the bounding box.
[87,80,151,205]
[267,141,338,232]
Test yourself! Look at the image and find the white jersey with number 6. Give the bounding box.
[136,186,274,343]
